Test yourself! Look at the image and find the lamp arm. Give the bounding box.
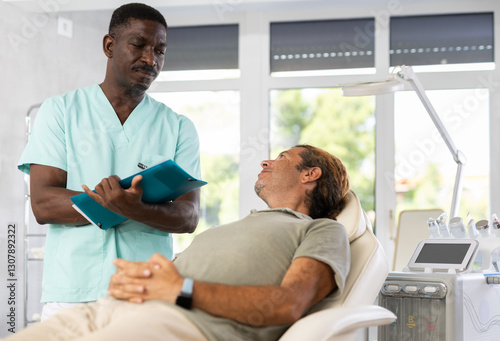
[399,66,466,218]
[450,161,465,219]
[399,66,464,164]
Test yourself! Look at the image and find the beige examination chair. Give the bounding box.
[279,190,396,341]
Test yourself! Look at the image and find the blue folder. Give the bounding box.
[71,159,207,230]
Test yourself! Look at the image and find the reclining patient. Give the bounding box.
[9,144,351,341]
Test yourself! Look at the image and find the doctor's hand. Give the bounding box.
[82,174,144,217]
[107,253,184,304]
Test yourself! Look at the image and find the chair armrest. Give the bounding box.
[278,305,396,341]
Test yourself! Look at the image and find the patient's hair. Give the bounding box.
[108,3,167,38]
[295,145,350,220]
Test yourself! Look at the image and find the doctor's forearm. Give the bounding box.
[31,187,89,226]
[125,199,200,233]
[29,164,89,226]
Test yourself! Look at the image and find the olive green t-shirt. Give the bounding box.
[172,208,350,341]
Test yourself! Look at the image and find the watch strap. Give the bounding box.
[175,277,193,309]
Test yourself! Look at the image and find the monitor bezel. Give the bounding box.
[407,238,479,272]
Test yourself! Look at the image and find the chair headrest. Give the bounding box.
[335,190,366,243]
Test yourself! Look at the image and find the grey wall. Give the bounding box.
[0,2,109,335]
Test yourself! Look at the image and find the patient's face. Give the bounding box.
[254,147,305,199]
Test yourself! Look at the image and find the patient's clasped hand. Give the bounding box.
[9,145,351,341]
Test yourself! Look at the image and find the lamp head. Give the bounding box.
[341,75,405,96]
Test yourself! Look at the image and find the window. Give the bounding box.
[394,89,490,221]
[149,91,240,253]
[150,22,241,252]
[270,88,376,221]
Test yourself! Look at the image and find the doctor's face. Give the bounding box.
[107,19,166,93]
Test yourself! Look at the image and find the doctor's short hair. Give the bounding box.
[295,145,350,220]
[108,3,167,37]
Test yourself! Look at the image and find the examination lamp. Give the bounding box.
[342,65,466,220]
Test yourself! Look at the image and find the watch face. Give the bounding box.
[176,294,193,309]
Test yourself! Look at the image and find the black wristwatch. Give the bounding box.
[175,277,193,309]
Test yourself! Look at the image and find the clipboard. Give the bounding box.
[71,159,207,230]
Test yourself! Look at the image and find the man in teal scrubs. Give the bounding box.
[17,3,201,320]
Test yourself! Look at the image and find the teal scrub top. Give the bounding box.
[18,84,201,302]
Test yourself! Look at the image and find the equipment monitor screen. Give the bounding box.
[407,239,479,272]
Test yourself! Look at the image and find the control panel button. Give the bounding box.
[386,284,400,292]
[404,285,419,293]
[423,286,438,294]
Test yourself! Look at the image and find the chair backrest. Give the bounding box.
[279,191,394,341]
[393,209,443,271]
[305,190,389,314]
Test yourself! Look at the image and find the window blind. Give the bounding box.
[163,24,238,71]
[270,18,375,73]
[390,13,494,66]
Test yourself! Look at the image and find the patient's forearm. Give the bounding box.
[192,282,312,326]
[192,257,335,326]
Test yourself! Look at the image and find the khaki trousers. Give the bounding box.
[8,298,207,341]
